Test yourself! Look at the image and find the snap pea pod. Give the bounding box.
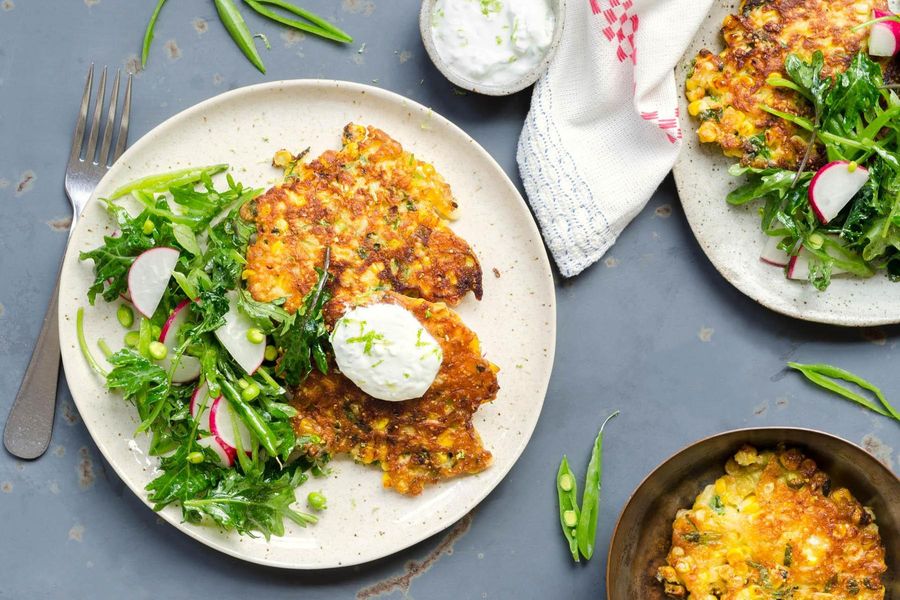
[109,164,228,200]
[141,0,168,68]
[788,362,898,420]
[556,455,580,563]
[576,411,618,560]
[214,0,267,74]
[246,0,353,43]
[218,378,280,456]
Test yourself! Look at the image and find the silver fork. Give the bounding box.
[3,65,133,460]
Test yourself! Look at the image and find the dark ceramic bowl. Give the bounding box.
[607,427,899,599]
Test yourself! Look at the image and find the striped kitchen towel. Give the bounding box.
[517,0,713,277]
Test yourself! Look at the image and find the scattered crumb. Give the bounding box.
[212,73,224,86]
[53,445,66,457]
[77,447,95,490]
[358,42,367,54]
[654,204,672,218]
[477,552,484,560]
[15,462,24,472]
[68,523,85,542]
[753,400,768,416]
[775,396,789,409]
[84,0,99,6]
[398,50,412,64]
[1,1,14,11]
[1,482,12,493]
[698,327,714,342]
[0,178,9,188]
[49,481,61,495]
[352,53,365,66]
[192,18,208,34]
[492,268,501,279]
[281,29,305,47]
[0,303,4,317]
[452,88,468,96]
[342,0,376,15]
[164,39,181,61]
[862,328,887,346]
[14,170,35,196]
[604,257,619,268]
[123,54,142,76]
[47,216,73,232]
[862,434,894,470]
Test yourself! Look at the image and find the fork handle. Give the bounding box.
[3,261,63,460]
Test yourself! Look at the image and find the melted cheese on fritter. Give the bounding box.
[241,125,496,494]
[241,123,483,324]
[293,292,499,495]
[657,445,887,599]
[686,0,880,168]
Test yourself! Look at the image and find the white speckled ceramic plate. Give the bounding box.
[57,80,556,569]
[673,1,900,326]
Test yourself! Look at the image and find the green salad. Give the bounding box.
[729,51,900,291]
[77,165,332,539]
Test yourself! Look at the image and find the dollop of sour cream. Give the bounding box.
[431,0,555,87]
[331,303,443,402]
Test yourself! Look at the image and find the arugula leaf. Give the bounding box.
[106,349,170,431]
[181,467,316,540]
[273,250,332,387]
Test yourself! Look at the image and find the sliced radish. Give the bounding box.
[869,10,900,57]
[128,247,179,318]
[159,300,201,383]
[760,236,790,267]
[808,161,869,224]
[209,396,252,461]
[189,383,216,432]
[214,291,266,374]
[787,246,847,280]
[197,435,233,467]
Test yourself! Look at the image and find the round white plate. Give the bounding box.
[58,80,556,569]
[673,1,900,326]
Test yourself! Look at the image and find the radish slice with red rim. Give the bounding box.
[159,300,201,383]
[808,161,869,224]
[760,235,790,267]
[869,9,900,57]
[197,435,233,467]
[209,396,252,459]
[128,247,179,318]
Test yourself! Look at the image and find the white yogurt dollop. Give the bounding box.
[431,0,555,87]
[331,303,443,402]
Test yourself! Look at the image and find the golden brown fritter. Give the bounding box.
[293,292,499,495]
[657,445,887,599]
[240,123,483,324]
[685,0,880,168]
[241,125,496,494]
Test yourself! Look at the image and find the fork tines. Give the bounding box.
[69,64,133,169]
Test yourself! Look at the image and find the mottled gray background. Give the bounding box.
[0,1,897,599]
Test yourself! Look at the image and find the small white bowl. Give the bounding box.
[419,0,566,96]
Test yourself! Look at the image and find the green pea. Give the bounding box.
[264,345,277,361]
[563,510,578,528]
[237,379,249,390]
[558,473,574,492]
[117,304,134,329]
[807,233,824,250]
[246,327,265,344]
[142,219,155,235]
[148,341,168,360]
[187,451,204,464]
[124,331,141,348]
[307,491,327,511]
[241,383,260,401]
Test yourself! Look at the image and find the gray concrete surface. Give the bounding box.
[0,1,896,598]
